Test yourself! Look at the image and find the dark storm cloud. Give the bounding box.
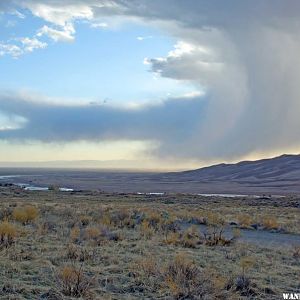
[0,93,206,158]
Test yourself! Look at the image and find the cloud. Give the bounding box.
[137,35,152,41]
[0,43,23,58]
[37,24,75,42]
[2,1,300,161]
[10,10,25,19]
[21,1,122,43]
[19,37,47,52]
[0,37,47,58]
[115,0,300,159]
[0,91,206,160]
[90,22,108,29]
[0,1,116,54]
[0,111,27,131]
[22,1,94,27]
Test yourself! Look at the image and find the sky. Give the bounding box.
[1,1,300,170]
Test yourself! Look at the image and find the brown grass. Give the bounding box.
[237,214,252,228]
[261,215,279,230]
[13,205,39,224]
[0,221,17,247]
[57,265,93,297]
[70,226,80,243]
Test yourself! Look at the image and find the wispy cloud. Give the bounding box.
[37,24,75,42]
[90,22,108,29]
[0,43,23,58]
[0,37,47,58]
[10,10,26,19]
[137,35,153,41]
[19,37,47,52]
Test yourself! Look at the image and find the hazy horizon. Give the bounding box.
[1,153,299,172]
[1,1,300,169]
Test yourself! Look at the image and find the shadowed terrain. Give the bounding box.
[1,154,300,195]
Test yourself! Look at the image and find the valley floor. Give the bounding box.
[0,186,299,299]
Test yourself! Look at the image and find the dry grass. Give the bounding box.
[57,264,93,297]
[0,186,298,299]
[12,205,39,224]
[70,226,80,243]
[292,245,300,259]
[0,221,17,247]
[261,215,279,230]
[237,214,253,228]
[163,253,212,299]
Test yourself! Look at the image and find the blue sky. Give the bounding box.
[0,10,194,103]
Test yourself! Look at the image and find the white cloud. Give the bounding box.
[37,24,75,42]
[0,37,47,58]
[19,37,47,52]
[168,41,195,58]
[23,2,94,27]
[0,43,23,58]
[90,22,108,29]
[19,1,122,45]
[0,111,28,131]
[137,35,152,41]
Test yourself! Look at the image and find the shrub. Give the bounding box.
[261,215,279,230]
[136,256,162,291]
[98,211,112,227]
[206,212,224,227]
[66,244,79,260]
[165,227,202,248]
[24,205,39,221]
[146,211,164,228]
[13,205,39,224]
[57,265,93,297]
[203,226,233,246]
[237,214,252,228]
[12,208,27,224]
[38,221,57,234]
[181,226,202,248]
[140,220,155,239]
[161,217,181,235]
[83,226,121,245]
[162,253,214,299]
[0,221,17,247]
[165,232,181,245]
[108,209,134,228]
[79,215,91,226]
[139,257,160,276]
[66,245,95,262]
[70,226,80,243]
[48,185,60,191]
[0,207,13,221]
[292,246,300,259]
[117,209,132,224]
[240,256,255,277]
[235,256,256,296]
[84,226,101,240]
[136,253,231,299]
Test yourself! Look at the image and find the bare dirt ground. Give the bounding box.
[0,185,299,299]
